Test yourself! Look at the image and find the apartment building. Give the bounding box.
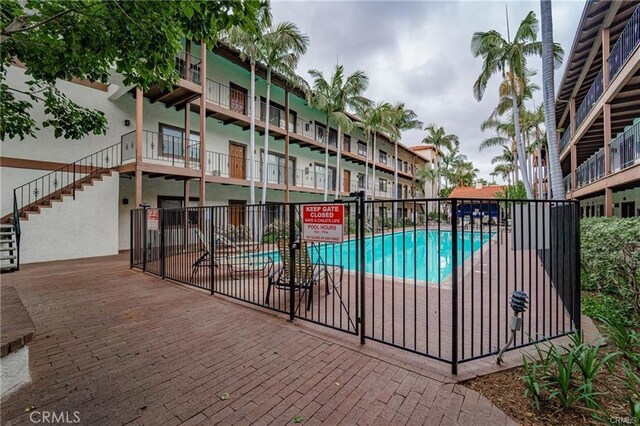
[557,1,639,218]
[1,41,428,263]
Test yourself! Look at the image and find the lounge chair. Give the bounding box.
[265,238,343,311]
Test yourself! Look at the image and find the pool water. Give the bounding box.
[262,230,492,284]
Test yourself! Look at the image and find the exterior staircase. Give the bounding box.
[0,142,123,270]
[0,223,18,272]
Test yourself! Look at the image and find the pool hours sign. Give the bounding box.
[302,204,344,243]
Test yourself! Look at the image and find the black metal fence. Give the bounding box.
[130,196,580,374]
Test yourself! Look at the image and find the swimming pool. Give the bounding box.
[308,230,492,284]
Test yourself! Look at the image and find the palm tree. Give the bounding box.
[388,103,423,199]
[226,7,272,205]
[308,65,370,200]
[421,124,458,197]
[356,101,393,200]
[491,145,518,187]
[258,21,309,205]
[540,0,565,200]
[471,10,562,199]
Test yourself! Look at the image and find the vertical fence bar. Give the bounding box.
[288,204,296,322]
[210,206,215,295]
[142,205,148,272]
[160,209,166,279]
[129,209,134,268]
[358,193,366,345]
[573,202,581,333]
[451,198,459,374]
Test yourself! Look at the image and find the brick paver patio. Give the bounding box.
[0,253,516,425]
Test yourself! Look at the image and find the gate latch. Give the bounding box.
[290,241,299,250]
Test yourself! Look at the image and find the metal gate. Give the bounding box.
[131,195,581,374]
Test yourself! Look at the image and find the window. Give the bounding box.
[404,161,409,173]
[357,142,367,157]
[158,196,199,226]
[159,123,200,160]
[315,123,325,144]
[288,110,297,133]
[357,173,366,189]
[314,163,336,190]
[379,150,387,164]
[260,97,285,128]
[328,128,338,147]
[379,178,387,193]
[260,150,295,185]
[343,135,351,152]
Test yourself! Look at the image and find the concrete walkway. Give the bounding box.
[0,254,515,425]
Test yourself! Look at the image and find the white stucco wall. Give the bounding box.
[19,172,119,264]
[0,346,30,399]
[0,167,49,217]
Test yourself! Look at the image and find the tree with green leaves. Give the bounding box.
[258,21,309,205]
[471,10,563,199]
[540,0,564,200]
[1,0,262,141]
[226,4,272,205]
[356,101,393,200]
[388,103,422,199]
[421,124,458,197]
[307,65,370,200]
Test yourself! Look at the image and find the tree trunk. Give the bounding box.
[541,0,565,200]
[261,68,272,205]
[249,62,256,205]
[537,145,544,198]
[372,133,377,200]
[335,125,342,199]
[394,140,399,199]
[512,89,534,198]
[364,132,370,199]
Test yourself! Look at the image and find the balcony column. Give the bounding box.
[570,145,577,191]
[603,103,611,176]
[284,89,290,203]
[199,41,207,206]
[135,88,143,207]
[184,102,190,169]
[185,40,191,81]
[602,27,610,87]
[569,97,576,137]
[605,187,613,217]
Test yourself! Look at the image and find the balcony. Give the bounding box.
[175,52,201,85]
[575,68,604,132]
[576,148,605,188]
[560,127,572,153]
[608,5,640,80]
[121,130,200,169]
[610,120,640,173]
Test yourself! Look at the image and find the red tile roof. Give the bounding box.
[448,185,505,199]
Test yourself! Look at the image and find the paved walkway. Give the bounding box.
[0,254,515,425]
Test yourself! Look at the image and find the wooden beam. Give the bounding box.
[135,88,143,164]
[199,41,207,206]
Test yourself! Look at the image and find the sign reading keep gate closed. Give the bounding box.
[302,204,344,243]
[146,208,159,231]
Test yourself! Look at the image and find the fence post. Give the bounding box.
[210,206,215,295]
[358,192,366,345]
[451,198,459,375]
[289,204,296,322]
[73,162,76,200]
[573,202,581,333]
[160,209,166,279]
[129,209,134,269]
[142,204,149,272]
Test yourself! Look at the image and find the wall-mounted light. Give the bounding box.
[122,198,129,205]
[305,123,310,132]
[304,167,309,175]
[124,119,131,127]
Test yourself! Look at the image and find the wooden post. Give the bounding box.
[603,103,611,176]
[604,187,613,217]
[284,89,290,203]
[135,88,143,164]
[569,97,576,136]
[602,27,610,87]
[135,170,142,207]
[184,102,190,169]
[185,40,191,81]
[199,41,207,206]
[570,145,577,191]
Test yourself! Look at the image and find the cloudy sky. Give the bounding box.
[271,0,584,181]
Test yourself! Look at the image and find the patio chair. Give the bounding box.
[191,228,215,282]
[265,238,343,311]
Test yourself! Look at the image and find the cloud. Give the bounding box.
[271,0,584,181]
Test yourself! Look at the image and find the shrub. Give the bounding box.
[582,292,632,326]
[581,217,640,319]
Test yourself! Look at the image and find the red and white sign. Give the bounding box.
[302,204,344,243]
[147,208,159,231]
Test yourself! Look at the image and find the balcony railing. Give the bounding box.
[576,147,605,188]
[608,5,640,80]
[121,130,200,169]
[175,52,201,85]
[610,120,640,173]
[563,175,572,194]
[560,127,572,153]
[575,68,603,131]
